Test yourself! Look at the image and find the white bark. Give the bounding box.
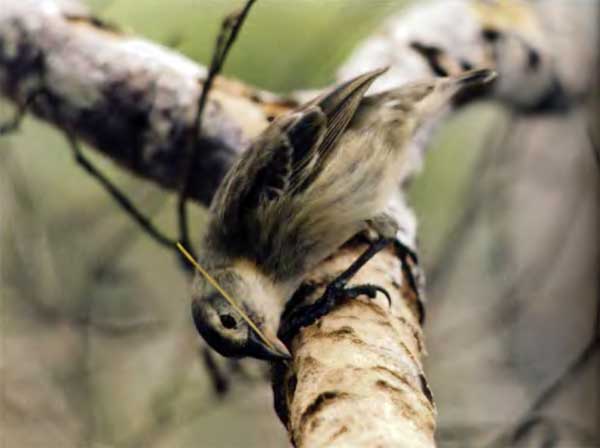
[0,0,287,204]
[274,1,593,447]
[1,0,593,447]
[274,243,434,447]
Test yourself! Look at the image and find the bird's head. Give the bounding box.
[179,244,291,361]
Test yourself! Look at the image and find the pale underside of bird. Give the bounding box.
[184,66,496,361]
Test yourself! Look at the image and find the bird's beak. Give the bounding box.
[247,328,292,362]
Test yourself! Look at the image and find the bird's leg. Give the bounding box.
[280,238,397,342]
[390,240,420,297]
[389,239,425,324]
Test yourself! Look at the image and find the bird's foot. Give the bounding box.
[341,283,391,305]
[278,281,391,342]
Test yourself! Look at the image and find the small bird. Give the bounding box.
[181,67,496,361]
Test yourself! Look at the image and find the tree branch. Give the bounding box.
[66,132,176,248]
[178,0,258,257]
[0,0,290,206]
[270,1,589,445]
[1,0,595,446]
[1,0,573,204]
[273,240,435,447]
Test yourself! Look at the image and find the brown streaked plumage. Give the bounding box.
[189,67,497,360]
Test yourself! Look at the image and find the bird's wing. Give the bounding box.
[291,67,388,192]
[208,68,386,266]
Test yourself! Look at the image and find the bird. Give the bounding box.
[179,66,497,361]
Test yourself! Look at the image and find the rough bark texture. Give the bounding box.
[1,0,593,447]
[0,0,573,205]
[0,0,291,205]
[273,242,434,447]
[270,1,588,446]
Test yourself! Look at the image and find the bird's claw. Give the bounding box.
[278,282,392,342]
[339,283,392,307]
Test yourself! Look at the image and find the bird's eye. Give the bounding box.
[219,314,237,329]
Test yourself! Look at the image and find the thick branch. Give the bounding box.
[273,240,434,447]
[1,0,595,447]
[1,0,577,206]
[0,0,290,205]
[1,0,578,206]
[270,1,594,446]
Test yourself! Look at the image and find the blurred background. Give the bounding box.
[1,0,598,447]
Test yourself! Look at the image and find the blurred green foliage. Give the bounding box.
[94,0,402,91]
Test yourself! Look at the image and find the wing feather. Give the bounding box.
[208,68,388,270]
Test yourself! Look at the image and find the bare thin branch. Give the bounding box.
[177,0,258,257]
[0,91,41,135]
[65,133,177,249]
[0,105,26,135]
[0,0,280,205]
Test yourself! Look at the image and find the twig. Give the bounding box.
[65,124,246,395]
[0,91,40,135]
[65,133,177,249]
[174,1,260,392]
[177,0,257,257]
[2,70,180,258]
[50,8,258,393]
[0,105,26,135]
